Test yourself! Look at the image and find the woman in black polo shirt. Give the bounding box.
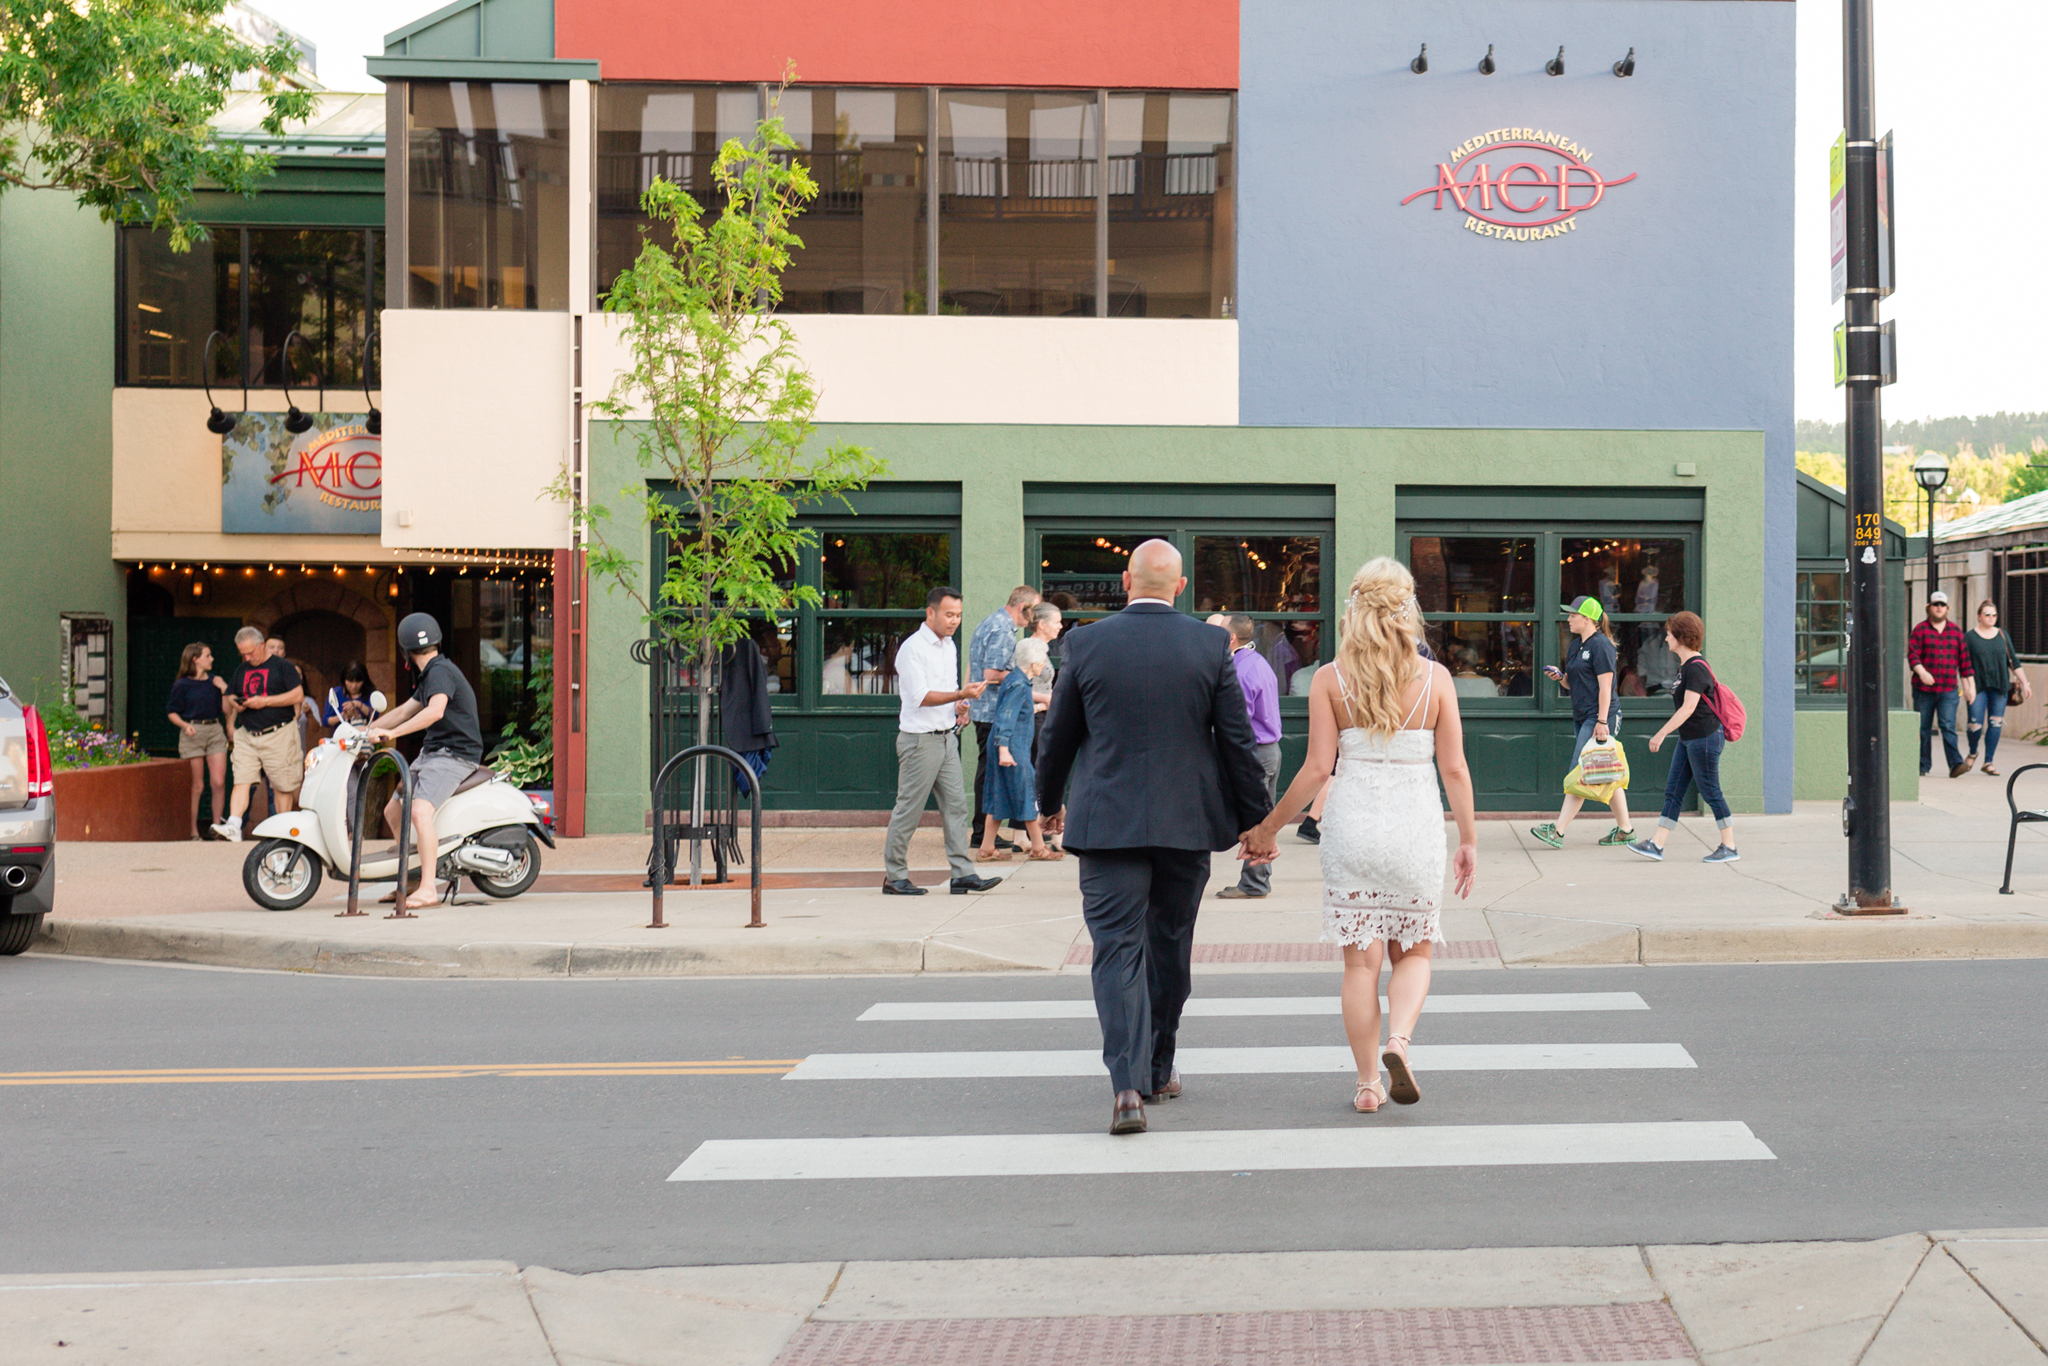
[1628,611,1738,864]
[1529,597,1634,849]
[165,642,229,840]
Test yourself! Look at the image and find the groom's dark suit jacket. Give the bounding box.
[1036,602,1272,851]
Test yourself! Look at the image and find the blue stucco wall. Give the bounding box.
[1238,0,1796,811]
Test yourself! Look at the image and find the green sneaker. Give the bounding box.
[1599,827,1636,846]
[1529,823,1564,848]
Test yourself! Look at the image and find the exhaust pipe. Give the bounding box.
[1,866,28,890]
[451,845,520,877]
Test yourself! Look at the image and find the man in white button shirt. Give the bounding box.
[884,586,1003,896]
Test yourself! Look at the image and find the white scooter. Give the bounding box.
[238,722,553,911]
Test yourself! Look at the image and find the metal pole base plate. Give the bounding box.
[1832,894,1908,915]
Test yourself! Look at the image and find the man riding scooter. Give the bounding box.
[364,613,483,910]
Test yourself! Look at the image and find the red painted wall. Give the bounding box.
[557,0,1237,89]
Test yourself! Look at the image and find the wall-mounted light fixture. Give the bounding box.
[363,326,382,436]
[1410,44,1428,74]
[281,331,322,435]
[1613,48,1636,78]
[202,332,243,435]
[1478,45,1496,75]
[1546,47,1566,76]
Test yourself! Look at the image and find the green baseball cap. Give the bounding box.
[1561,596,1604,622]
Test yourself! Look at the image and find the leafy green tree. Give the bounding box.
[573,81,885,880]
[0,0,314,250]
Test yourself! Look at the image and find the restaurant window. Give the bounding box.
[1794,569,1846,697]
[406,80,570,309]
[1411,536,1539,700]
[119,225,383,387]
[1105,92,1235,318]
[596,84,761,300]
[937,89,1099,316]
[771,88,930,314]
[1557,536,1687,697]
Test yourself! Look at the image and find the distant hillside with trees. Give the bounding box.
[1797,412,2048,508]
[1797,413,2048,456]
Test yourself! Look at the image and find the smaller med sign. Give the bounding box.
[222,414,381,535]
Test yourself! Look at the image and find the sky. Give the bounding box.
[258,0,2046,425]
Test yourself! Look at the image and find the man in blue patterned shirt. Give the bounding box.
[969,585,1041,847]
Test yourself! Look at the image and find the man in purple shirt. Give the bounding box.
[1218,614,1284,899]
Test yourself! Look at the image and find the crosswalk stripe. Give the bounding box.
[668,1120,1773,1181]
[857,992,1649,1022]
[0,1061,799,1087]
[784,1042,1694,1081]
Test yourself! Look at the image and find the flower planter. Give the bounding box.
[54,759,196,842]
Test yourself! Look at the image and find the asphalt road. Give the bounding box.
[4,954,2046,1274]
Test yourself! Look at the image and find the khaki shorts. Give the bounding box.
[177,720,227,759]
[231,723,305,792]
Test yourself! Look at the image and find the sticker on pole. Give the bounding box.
[1834,323,1848,388]
[1861,546,1877,564]
[1830,133,1847,304]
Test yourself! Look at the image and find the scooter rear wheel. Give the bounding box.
[469,833,542,898]
[244,839,323,911]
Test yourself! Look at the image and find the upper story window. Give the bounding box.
[405,81,570,309]
[119,225,382,387]
[592,83,1235,319]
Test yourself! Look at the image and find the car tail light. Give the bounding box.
[22,705,53,798]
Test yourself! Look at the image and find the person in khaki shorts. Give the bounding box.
[210,627,306,841]
[166,642,230,840]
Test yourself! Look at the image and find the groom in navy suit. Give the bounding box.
[1036,539,1275,1135]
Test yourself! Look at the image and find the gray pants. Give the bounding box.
[1235,741,1283,893]
[885,730,978,883]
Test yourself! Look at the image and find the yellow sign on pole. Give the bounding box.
[1834,323,1848,388]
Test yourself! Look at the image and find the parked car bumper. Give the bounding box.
[0,793,55,917]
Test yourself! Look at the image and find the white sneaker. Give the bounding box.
[210,819,243,843]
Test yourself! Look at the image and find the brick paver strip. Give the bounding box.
[776,1303,1696,1364]
[1065,940,1501,967]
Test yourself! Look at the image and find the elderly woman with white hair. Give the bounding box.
[978,636,1061,861]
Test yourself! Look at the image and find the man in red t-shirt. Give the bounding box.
[1907,592,1977,778]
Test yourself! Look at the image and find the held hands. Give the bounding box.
[1452,843,1478,899]
[1238,823,1279,866]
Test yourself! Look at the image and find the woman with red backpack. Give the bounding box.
[1627,611,1740,865]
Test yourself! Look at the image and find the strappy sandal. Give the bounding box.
[1027,848,1064,861]
[975,850,1013,862]
[1354,1076,1387,1113]
[1382,1034,1421,1105]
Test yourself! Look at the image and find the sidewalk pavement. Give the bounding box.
[7,1230,2046,1364]
[28,768,2048,976]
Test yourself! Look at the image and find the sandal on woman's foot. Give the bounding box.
[975,850,1013,862]
[1382,1034,1421,1105]
[1354,1076,1387,1113]
[1027,848,1064,861]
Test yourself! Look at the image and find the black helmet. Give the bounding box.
[397,612,442,652]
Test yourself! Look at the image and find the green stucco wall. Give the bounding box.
[1792,708,1922,803]
[0,191,121,719]
[581,423,1766,834]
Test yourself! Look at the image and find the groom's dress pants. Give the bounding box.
[1079,847,1212,1094]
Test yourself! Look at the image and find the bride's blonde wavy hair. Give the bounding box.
[1334,557,1425,738]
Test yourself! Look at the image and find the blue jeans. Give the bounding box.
[1657,730,1733,830]
[1915,689,1963,773]
[1968,689,2009,764]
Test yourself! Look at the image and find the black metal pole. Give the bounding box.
[1839,0,1898,912]
[1925,485,1938,606]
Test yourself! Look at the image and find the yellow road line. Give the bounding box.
[0,1061,802,1087]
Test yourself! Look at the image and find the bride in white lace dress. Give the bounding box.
[1248,557,1478,1113]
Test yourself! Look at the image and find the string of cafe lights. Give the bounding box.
[127,555,554,599]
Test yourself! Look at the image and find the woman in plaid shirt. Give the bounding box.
[1908,592,1977,778]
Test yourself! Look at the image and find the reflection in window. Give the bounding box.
[119,226,382,387]
[1410,537,1535,614]
[1422,620,1537,698]
[1553,621,1680,698]
[407,81,570,309]
[822,532,951,609]
[1192,535,1319,613]
[772,87,929,314]
[1559,537,1684,619]
[1258,617,1326,696]
[750,617,795,695]
[596,85,760,299]
[818,617,927,696]
[1040,533,1144,614]
[1105,92,1234,318]
[1796,570,1846,695]
[938,90,1098,316]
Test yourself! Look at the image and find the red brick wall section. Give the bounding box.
[556,0,1238,88]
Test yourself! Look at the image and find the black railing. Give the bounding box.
[649,744,764,930]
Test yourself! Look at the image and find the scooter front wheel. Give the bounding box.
[244,839,324,911]
[469,833,542,899]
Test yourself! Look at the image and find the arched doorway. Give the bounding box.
[270,609,367,718]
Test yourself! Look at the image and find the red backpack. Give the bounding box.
[1695,657,1746,742]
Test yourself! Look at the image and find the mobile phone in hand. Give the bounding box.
[1542,665,1564,680]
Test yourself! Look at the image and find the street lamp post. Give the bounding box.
[1913,450,1951,605]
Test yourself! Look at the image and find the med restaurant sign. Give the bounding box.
[222,414,381,535]
[1402,128,1636,242]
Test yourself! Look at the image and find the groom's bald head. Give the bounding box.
[1124,538,1185,602]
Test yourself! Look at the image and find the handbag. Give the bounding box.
[2006,632,2025,707]
[1563,736,1629,802]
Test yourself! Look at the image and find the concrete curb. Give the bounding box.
[28,917,1052,978]
[1493,913,2048,966]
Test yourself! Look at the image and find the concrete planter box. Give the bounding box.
[54,759,195,841]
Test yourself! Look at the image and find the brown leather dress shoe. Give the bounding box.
[1147,1068,1182,1102]
[1111,1090,1147,1135]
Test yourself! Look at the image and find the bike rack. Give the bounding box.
[649,743,763,931]
[341,748,417,919]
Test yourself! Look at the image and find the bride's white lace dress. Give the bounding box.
[1319,690,1447,951]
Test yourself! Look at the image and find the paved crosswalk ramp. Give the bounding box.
[672,988,1774,1184]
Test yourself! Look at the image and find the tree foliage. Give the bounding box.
[1795,448,2030,535]
[0,0,314,249]
[574,78,885,691]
